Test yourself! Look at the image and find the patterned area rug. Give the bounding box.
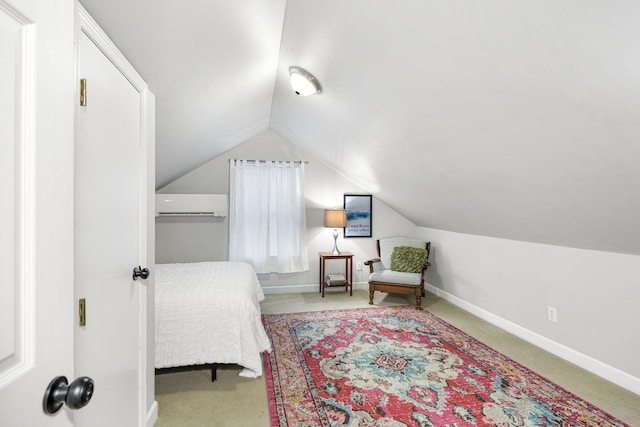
[263,306,627,427]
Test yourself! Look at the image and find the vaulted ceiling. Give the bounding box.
[79,0,640,255]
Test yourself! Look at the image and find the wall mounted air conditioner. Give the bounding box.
[155,194,227,217]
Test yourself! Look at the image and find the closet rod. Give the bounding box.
[229,159,309,164]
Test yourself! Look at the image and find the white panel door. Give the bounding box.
[0,0,76,426]
[74,29,145,426]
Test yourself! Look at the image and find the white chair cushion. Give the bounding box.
[369,270,422,286]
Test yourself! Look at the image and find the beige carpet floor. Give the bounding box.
[155,289,640,426]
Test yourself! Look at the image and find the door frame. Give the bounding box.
[76,5,156,426]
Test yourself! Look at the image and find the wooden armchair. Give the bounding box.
[364,237,431,310]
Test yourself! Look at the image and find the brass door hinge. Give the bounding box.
[79,298,86,326]
[80,78,87,106]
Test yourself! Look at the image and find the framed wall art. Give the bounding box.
[343,194,372,237]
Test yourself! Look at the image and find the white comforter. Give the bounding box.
[155,261,272,377]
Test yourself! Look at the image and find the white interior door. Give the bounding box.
[74,28,147,426]
[0,0,76,426]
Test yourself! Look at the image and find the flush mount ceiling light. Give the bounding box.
[289,66,321,96]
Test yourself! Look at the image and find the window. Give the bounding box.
[228,160,309,273]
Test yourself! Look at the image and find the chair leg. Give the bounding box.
[415,291,423,310]
[368,283,374,305]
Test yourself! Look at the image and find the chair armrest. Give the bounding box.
[364,258,381,274]
[421,261,431,275]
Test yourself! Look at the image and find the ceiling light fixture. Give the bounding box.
[289,66,321,96]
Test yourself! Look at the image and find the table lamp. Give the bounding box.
[324,209,347,255]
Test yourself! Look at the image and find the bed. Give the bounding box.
[154,261,272,378]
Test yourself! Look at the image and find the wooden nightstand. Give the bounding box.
[318,252,353,297]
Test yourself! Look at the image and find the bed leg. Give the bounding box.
[211,364,218,382]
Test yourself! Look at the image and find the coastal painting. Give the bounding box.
[344,194,372,237]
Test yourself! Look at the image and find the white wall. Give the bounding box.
[156,130,416,290]
[417,227,640,394]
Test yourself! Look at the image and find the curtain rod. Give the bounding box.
[229,159,308,164]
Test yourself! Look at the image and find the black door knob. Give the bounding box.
[43,376,95,414]
[133,265,150,280]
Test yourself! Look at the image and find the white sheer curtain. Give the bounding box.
[229,160,309,274]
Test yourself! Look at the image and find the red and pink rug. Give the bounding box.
[263,306,627,427]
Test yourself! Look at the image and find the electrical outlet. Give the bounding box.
[356,262,362,271]
[547,306,558,323]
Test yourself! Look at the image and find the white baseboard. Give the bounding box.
[262,281,368,294]
[147,401,158,427]
[424,283,640,396]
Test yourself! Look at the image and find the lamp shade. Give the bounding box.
[324,209,346,228]
[289,66,321,96]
